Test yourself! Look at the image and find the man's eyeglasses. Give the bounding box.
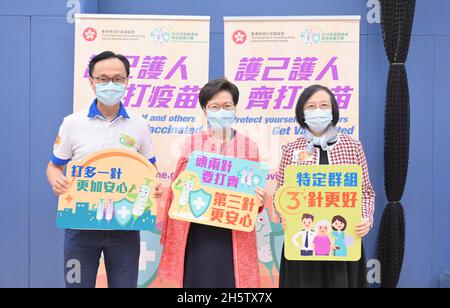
[93,76,127,85]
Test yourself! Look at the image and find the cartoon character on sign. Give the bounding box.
[127,178,154,220]
[256,209,275,283]
[331,215,354,257]
[313,220,333,256]
[292,213,316,257]
[188,189,212,219]
[256,208,285,286]
[174,175,197,213]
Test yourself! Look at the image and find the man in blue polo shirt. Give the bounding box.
[46,51,160,288]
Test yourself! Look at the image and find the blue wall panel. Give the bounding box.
[98,0,369,34]
[433,36,450,287]
[0,0,98,16]
[0,16,31,288]
[29,16,75,288]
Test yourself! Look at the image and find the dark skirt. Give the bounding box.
[183,223,235,288]
[279,244,368,288]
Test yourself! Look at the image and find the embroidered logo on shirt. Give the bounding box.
[120,133,136,148]
[293,150,314,163]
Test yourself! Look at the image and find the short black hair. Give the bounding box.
[88,51,130,78]
[199,78,239,109]
[295,84,340,128]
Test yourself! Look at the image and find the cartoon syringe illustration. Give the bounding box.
[238,168,261,191]
[127,178,154,223]
[240,169,249,185]
[96,199,105,222]
[105,199,114,223]
[247,169,254,186]
[174,175,196,213]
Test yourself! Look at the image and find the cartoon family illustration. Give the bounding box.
[291,213,353,257]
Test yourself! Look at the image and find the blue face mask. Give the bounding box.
[95,82,126,106]
[207,109,236,130]
[304,108,333,133]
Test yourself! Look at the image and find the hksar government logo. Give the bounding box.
[233,30,247,45]
[83,27,97,42]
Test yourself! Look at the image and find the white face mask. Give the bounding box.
[95,82,126,106]
[304,109,333,133]
[207,109,236,130]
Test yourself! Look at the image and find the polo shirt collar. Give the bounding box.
[87,99,130,120]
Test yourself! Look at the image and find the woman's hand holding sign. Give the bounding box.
[355,218,371,238]
[255,187,267,211]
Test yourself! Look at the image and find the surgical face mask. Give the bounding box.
[95,82,126,106]
[304,108,333,133]
[207,109,236,130]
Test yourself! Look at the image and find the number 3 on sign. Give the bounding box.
[276,187,304,215]
[286,192,301,210]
